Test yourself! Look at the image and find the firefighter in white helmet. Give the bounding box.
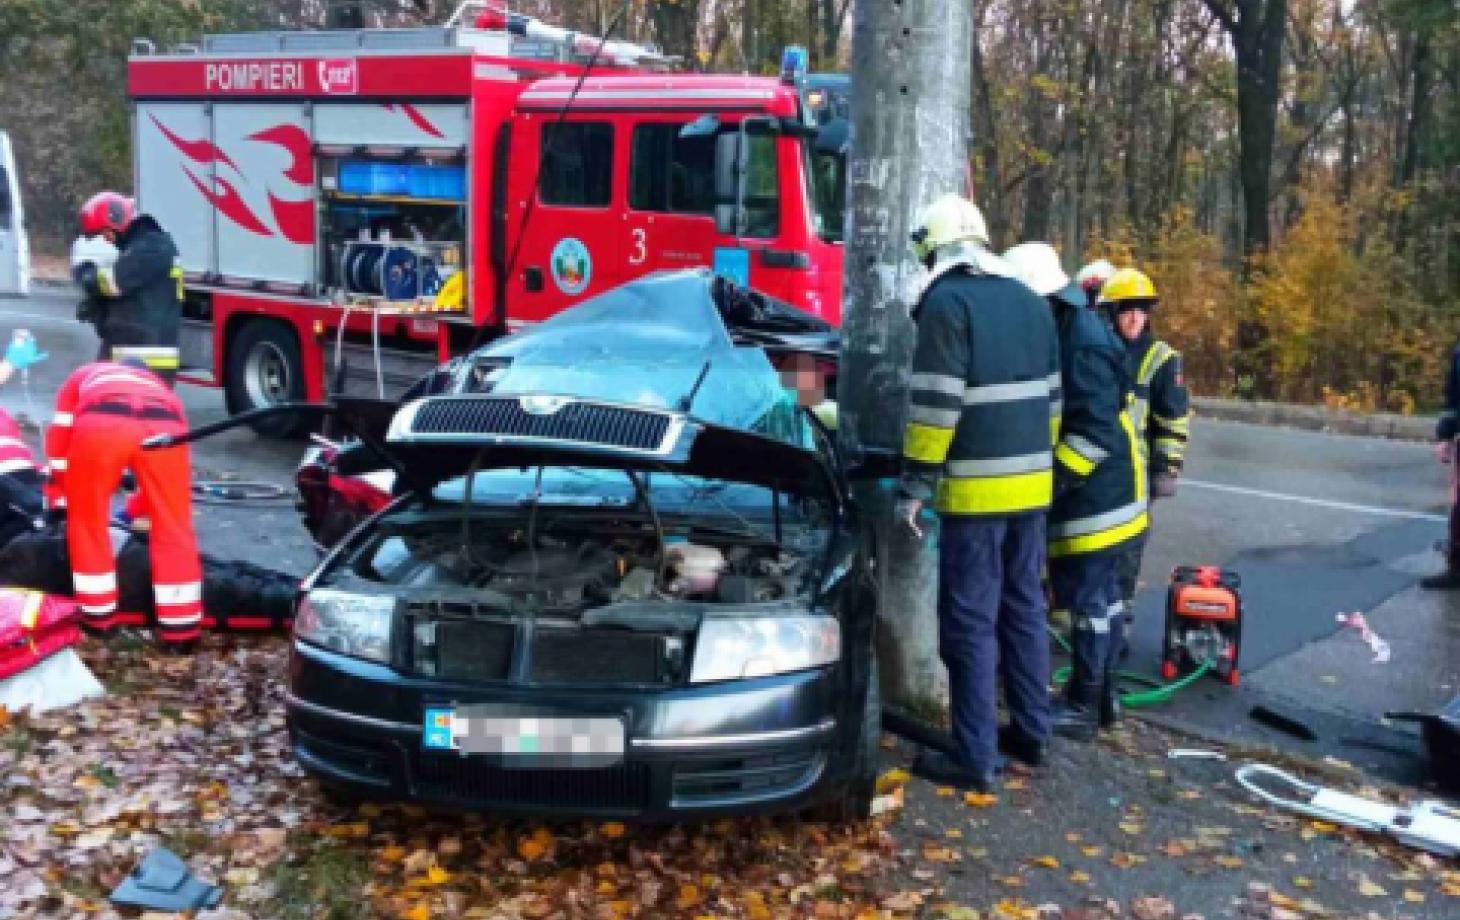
[898,194,1059,791]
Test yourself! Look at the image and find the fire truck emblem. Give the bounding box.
[317,59,358,95]
[550,238,592,296]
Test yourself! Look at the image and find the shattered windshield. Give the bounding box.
[456,271,810,449]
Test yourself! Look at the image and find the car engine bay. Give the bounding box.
[342,511,824,616]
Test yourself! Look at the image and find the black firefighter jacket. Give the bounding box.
[1124,330,1190,477]
[898,268,1061,516]
[73,214,183,372]
[1048,301,1148,557]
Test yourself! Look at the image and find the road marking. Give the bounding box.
[1183,479,1447,523]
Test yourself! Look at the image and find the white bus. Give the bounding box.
[0,131,30,296]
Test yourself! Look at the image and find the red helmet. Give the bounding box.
[79,192,135,236]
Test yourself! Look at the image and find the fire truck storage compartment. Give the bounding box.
[135,99,471,295]
[319,154,466,301]
[314,101,470,302]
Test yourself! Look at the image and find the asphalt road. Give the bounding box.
[2,286,1455,787]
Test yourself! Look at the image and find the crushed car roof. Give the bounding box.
[377,271,840,498]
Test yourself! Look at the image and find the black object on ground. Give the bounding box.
[109,847,221,912]
[0,524,298,630]
[1387,695,1460,795]
[1250,704,1320,741]
[882,705,957,756]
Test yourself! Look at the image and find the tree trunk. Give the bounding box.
[969,6,1007,246]
[1021,38,1057,243]
[1204,0,1286,398]
[840,0,974,715]
[742,0,758,71]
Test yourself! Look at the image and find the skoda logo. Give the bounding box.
[521,395,569,416]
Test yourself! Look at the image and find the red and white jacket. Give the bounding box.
[44,362,180,510]
[0,409,38,477]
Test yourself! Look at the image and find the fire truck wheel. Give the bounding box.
[226,320,309,439]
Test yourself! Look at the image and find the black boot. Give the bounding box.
[998,725,1046,767]
[911,750,1002,793]
[1098,677,1123,729]
[1051,676,1100,742]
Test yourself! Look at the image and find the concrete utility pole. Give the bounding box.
[839,0,973,715]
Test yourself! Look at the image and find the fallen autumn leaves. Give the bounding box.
[3,635,1459,920]
[1,636,919,920]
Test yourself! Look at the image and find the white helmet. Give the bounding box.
[1003,242,1084,306]
[910,194,989,262]
[1075,258,1116,293]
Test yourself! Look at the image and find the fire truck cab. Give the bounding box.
[126,7,844,434]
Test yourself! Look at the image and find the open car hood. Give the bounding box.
[378,393,837,500]
[340,271,840,500]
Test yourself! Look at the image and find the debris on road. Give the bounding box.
[109,846,222,912]
[1336,611,1392,663]
[1237,762,1460,857]
[1167,749,1228,761]
[1250,705,1321,741]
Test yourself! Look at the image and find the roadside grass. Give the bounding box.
[268,837,372,920]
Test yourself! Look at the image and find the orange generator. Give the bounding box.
[1161,565,1243,686]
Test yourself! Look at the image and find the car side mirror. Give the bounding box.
[713,132,748,237]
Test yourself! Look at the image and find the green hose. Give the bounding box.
[1048,626,1215,708]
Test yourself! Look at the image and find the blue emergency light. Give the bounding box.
[780,46,809,85]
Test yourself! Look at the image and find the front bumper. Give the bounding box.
[285,641,848,819]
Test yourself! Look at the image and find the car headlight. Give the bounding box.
[294,589,395,664]
[690,615,840,683]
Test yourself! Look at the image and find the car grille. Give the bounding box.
[410,397,672,451]
[411,754,652,811]
[432,620,515,680]
[672,751,825,806]
[530,629,672,685]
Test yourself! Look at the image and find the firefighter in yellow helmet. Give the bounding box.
[1099,268,1190,650]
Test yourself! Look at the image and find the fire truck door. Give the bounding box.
[504,116,622,325]
[623,121,779,287]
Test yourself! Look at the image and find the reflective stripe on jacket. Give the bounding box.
[74,214,183,370]
[1049,303,1147,556]
[1127,335,1190,475]
[899,269,1061,516]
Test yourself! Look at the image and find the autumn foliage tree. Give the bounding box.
[1,0,1456,411]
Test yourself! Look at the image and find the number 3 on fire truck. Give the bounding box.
[629,228,647,266]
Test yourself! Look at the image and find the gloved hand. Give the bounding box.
[3,334,47,371]
[41,506,66,529]
[1152,472,1179,499]
[895,497,924,538]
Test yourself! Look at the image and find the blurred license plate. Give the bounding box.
[422,705,624,768]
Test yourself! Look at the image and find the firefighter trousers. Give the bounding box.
[1050,550,1125,700]
[64,407,201,642]
[937,512,1052,772]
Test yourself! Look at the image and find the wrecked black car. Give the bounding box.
[284,270,881,821]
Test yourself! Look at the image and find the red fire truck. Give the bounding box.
[126,6,846,435]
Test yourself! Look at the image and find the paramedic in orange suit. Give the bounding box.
[43,361,201,643]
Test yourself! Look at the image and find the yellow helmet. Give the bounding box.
[1098,267,1157,305]
[910,194,989,262]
